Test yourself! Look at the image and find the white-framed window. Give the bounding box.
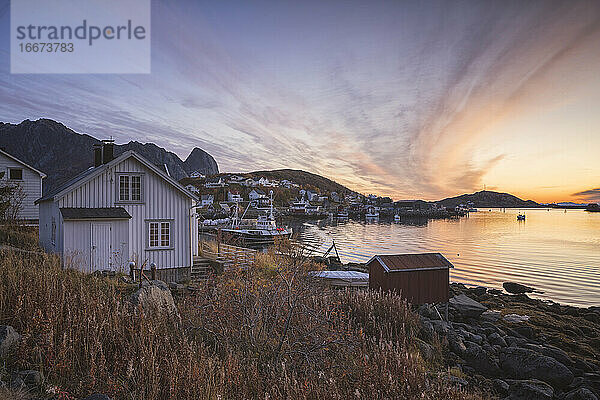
[148,221,171,249]
[8,168,23,180]
[118,173,143,202]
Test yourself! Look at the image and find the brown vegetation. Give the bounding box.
[0,246,485,399]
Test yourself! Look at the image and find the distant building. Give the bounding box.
[0,148,47,222]
[227,191,243,202]
[190,171,205,179]
[205,178,227,188]
[248,188,267,201]
[200,194,214,207]
[185,184,200,194]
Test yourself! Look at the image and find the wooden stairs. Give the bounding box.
[191,256,213,281]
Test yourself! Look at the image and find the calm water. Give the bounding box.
[292,209,600,307]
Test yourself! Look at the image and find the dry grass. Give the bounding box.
[0,247,486,399]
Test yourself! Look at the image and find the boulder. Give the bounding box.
[463,344,501,376]
[447,333,467,356]
[565,388,598,400]
[493,378,509,395]
[500,347,574,388]
[415,338,436,362]
[449,294,488,318]
[130,280,179,320]
[480,310,501,323]
[488,332,507,347]
[503,282,541,294]
[0,325,21,358]
[503,314,530,323]
[507,379,554,400]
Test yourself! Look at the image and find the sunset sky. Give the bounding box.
[1,0,600,202]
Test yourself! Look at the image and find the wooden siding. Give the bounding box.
[63,219,129,272]
[0,152,43,220]
[368,259,449,304]
[54,156,196,269]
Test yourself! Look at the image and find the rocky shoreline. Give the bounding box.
[418,283,600,399]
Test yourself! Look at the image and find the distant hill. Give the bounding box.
[438,190,540,208]
[0,119,218,194]
[246,169,356,195]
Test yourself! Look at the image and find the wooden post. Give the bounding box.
[150,262,156,281]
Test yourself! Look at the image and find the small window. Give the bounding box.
[118,174,143,202]
[149,222,160,247]
[131,176,141,201]
[119,175,129,201]
[148,221,170,248]
[9,168,23,180]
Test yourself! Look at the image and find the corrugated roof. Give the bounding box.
[60,207,132,220]
[367,253,453,272]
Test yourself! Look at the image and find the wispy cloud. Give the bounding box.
[572,188,600,202]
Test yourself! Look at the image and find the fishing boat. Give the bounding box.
[517,213,526,221]
[221,191,292,244]
[365,206,379,220]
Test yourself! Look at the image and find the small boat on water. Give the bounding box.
[221,191,292,244]
[394,214,401,222]
[517,213,526,221]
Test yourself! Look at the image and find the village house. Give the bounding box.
[0,148,47,222]
[227,175,244,184]
[185,184,200,194]
[280,179,292,188]
[189,170,205,179]
[200,194,214,207]
[227,191,243,202]
[36,142,199,272]
[248,188,266,201]
[204,178,227,188]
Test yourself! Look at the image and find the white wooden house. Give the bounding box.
[0,148,46,221]
[248,189,266,201]
[36,143,199,272]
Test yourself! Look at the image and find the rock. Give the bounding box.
[488,332,507,347]
[480,310,501,323]
[419,319,435,341]
[431,320,451,336]
[415,338,436,362]
[514,325,534,339]
[493,378,509,395]
[472,286,487,296]
[507,379,554,400]
[447,375,469,388]
[82,395,113,400]
[500,347,574,388]
[504,282,542,295]
[18,370,43,386]
[489,288,503,295]
[448,333,467,356]
[130,280,179,320]
[449,294,488,318]
[565,387,598,400]
[463,344,501,376]
[0,325,21,358]
[503,313,530,323]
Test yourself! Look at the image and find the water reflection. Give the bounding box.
[292,209,600,307]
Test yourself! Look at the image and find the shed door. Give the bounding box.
[91,223,112,271]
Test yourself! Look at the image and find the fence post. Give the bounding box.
[150,262,156,281]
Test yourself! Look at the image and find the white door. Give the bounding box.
[91,223,112,271]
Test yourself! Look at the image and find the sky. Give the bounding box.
[1,0,600,202]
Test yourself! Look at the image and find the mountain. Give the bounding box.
[183,148,218,176]
[0,119,218,194]
[438,190,540,208]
